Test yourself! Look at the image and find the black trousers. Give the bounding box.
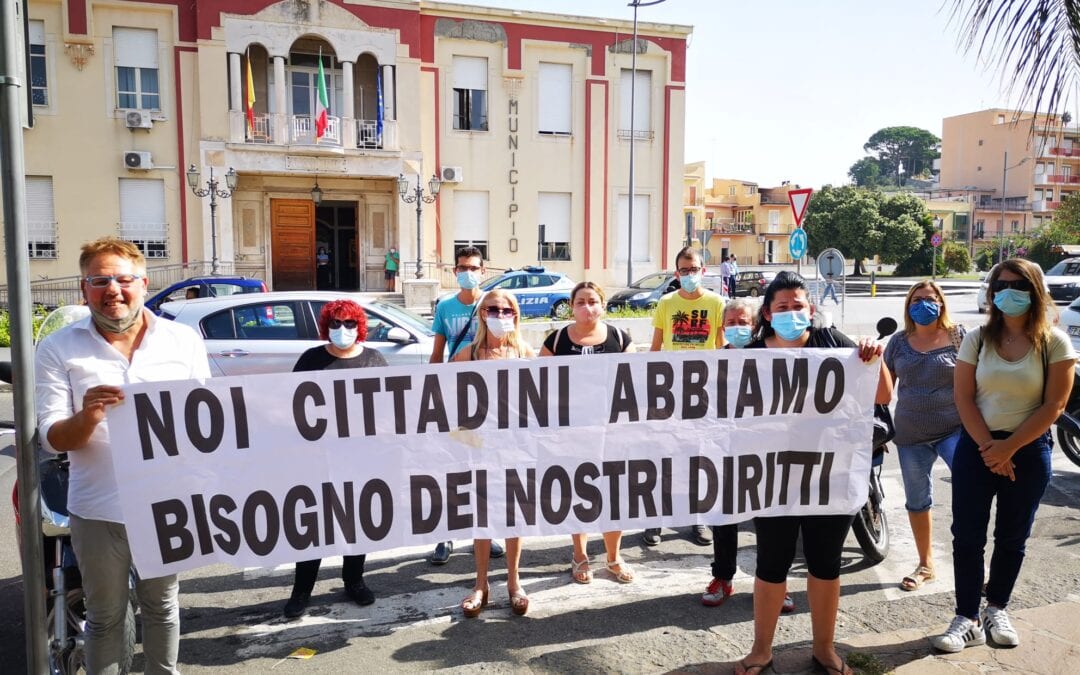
[752,514,854,583]
[711,524,739,579]
[291,555,366,596]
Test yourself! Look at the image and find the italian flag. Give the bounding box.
[315,53,329,140]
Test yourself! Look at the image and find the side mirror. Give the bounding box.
[875,317,898,340]
[386,326,414,344]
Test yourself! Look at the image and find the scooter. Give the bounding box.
[1055,362,1080,468]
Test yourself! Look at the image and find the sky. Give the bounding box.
[460,0,1023,189]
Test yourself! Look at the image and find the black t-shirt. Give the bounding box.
[542,323,631,356]
[747,326,855,350]
[292,345,389,372]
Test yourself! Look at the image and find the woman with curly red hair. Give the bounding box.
[282,299,388,619]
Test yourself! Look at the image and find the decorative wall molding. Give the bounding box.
[64,42,95,71]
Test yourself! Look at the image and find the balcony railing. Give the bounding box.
[617,128,654,141]
[231,112,399,151]
[1049,146,1080,157]
[244,114,274,144]
[1036,173,1080,185]
[291,115,341,145]
[711,223,754,235]
[355,119,399,150]
[1032,200,1062,212]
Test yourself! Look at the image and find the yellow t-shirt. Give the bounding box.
[651,290,725,350]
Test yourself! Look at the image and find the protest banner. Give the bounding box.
[107,348,878,578]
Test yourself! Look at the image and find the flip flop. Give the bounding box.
[737,658,773,675]
[901,565,935,591]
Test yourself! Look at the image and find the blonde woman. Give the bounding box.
[883,281,964,592]
[540,282,636,585]
[453,289,536,617]
[932,259,1076,653]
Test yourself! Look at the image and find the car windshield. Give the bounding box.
[367,301,435,336]
[1046,260,1080,276]
[632,273,670,290]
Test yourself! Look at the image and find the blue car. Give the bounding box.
[146,276,267,315]
[438,266,575,319]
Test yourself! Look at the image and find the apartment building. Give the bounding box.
[6,0,690,292]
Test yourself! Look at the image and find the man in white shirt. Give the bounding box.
[36,238,210,674]
[719,257,733,297]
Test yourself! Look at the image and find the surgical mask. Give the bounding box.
[993,289,1032,316]
[573,304,603,323]
[679,273,702,293]
[328,327,358,349]
[457,271,480,290]
[88,297,144,334]
[485,317,515,338]
[770,310,811,341]
[724,326,753,348]
[908,300,940,326]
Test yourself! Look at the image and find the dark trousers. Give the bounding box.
[711,524,739,579]
[291,555,366,596]
[726,276,736,295]
[752,514,854,583]
[951,428,1052,618]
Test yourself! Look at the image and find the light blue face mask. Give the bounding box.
[679,273,702,293]
[993,288,1032,316]
[724,325,753,348]
[770,310,812,341]
[457,270,480,290]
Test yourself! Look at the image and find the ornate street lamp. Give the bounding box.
[186,165,238,275]
[397,173,441,279]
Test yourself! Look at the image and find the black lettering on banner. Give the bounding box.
[353,378,381,436]
[190,493,213,555]
[715,360,729,418]
[446,471,474,530]
[476,470,488,527]
[518,368,548,428]
[323,482,356,545]
[771,358,809,415]
[385,376,413,434]
[410,475,442,535]
[689,455,718,514]
[682,360,709,419]
[184,388,225,453]
[786,451,821,505]
[735,361,763,418]
[662,457,673,516]
[152,498,192,564]
[646,362,675,420]
[229,387,250,448]
[540,466,571,525]
[505,468,536,526]
[359,480,392,541]
[136,392,179,460]
[814,358,845,413]
[417,374,450,433]
[609,363,639,423]
[457,371,489,430]
[209,495,240,554]
[738,454,763,513]
[333,380,350,438]
[764,452,776,508]
[818,452,833,505]
[293,382,327,441]
[283,485,319,550]
[627,459,658,518]
[573,463,602,522]
[722,455,734,514]
[242,490,280,556]
[557,365,570,426]
[497,369,510,429]
[602,462,626,519]
[775,452,794,505]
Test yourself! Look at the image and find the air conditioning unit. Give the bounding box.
[124,151,154,170]
[125,110,153,129]
[441,166,464,183]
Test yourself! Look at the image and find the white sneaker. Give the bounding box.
[981,606,1020,646]
[930,615,986,653]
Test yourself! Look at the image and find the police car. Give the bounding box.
[438,267,575,319]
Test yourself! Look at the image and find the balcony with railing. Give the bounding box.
[1049,146,1080,157]
[232,111,400,151]
[27,222,58,259]
[977,196,1031,211]
[1032,200,1062,212]
[617,128,655,141]
[118,222,168,259]
[291,115,340,145]
[1034,173,1080,185]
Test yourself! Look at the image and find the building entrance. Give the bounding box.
[315,202,359,290]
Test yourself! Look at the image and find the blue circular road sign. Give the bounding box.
[789,228,808,260]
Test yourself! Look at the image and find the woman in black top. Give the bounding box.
[736,272,892,675]
[540,282,636,585]
[282,299,387,619]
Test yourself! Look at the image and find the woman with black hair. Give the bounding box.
[735,271,892,675]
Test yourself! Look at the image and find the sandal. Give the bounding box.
[811,655,852,675]
[900,565,935,591]
[736,658,773,675]
[461,586,488,618]
[606,557,634,583]
[571,557,593,584]
[509,586,529,616]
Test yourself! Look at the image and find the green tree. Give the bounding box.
[848,157,882,187]
[943,243,973,275]
[863,126,941,184]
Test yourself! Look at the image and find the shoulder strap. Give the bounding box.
[616,326,628,352]
[449,297,482,356]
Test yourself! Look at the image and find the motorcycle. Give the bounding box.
[4,306,136,674]
[1056,363,1080,468]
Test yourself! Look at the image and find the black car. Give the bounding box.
[607,272,680,311]
[733,270,776,297]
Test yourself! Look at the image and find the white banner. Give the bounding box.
[107,349,878,578]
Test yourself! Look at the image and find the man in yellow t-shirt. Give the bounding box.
[644,246,725,546]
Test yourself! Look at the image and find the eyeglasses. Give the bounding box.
[328,319,358,329]
[991,279,1033,293]
[83,274,142,288]
[677,266,702,276]
[484,307,515,318]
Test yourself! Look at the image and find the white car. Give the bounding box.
[1062,298,1080,352]
[160,291,435,377]
[1044,257,1080,305]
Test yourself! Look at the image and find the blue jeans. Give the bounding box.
[897,429,960,512]
[951,428,1053,618]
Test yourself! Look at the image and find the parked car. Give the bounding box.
[733,270,777,297]
[606,272,680,311]
[160,291,434,376]
[146,276,267,315]
[1044,257,1080,304]
[977,263,1052,313]
[437,266,576,319]
[1062,297,1080,353]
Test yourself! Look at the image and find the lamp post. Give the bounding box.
[897,160,905,188]
[397,173,441,279]
[932,216,943,280]
[186,165,238,275]
[1000,150,1030,263]
[626,0,667,286]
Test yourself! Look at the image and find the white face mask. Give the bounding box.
[485,316,515,339]
[328,327,358,349]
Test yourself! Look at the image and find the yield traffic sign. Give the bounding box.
[788,188,813,227]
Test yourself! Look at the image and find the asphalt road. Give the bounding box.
[3,289,1080,673]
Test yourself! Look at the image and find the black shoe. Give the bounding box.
[429,541,453,565]
[283,591,311,619]
[345,579,375,606]
[490,540,505,559]
[643,528,661,546]
[692,525,713,546]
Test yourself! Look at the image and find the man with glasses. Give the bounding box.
[35,237,210,673]
[426,246,505,564]
[643,245,725,547]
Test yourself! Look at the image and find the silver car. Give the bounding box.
[160,291,435,377]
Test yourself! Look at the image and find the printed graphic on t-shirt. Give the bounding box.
[669,309,714,346]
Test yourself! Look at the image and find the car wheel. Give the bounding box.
[552,300,571,320]
[748,288,760,297]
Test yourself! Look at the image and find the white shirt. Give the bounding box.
[35,311,211,522]
[720,261,733,276]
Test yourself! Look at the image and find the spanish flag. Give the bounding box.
[245,52,256,137]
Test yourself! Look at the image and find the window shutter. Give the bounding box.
[29,20,45,45]
[114,27,158,68]
[453,56,487,91]
[538,63,571,134]
[119,178,166,231]
[538,192,571,242]
[25,176,55,224]
[453,191,489,241]
[620,69,651,131]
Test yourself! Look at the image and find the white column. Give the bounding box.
[382,65,395,120]
[273,56,287,143]
[341,61,356,148]
[228,53,241,112]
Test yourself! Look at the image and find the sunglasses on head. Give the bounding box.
[484,307,515,318]
[328,319,358,329]
[990,279,1032,293]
